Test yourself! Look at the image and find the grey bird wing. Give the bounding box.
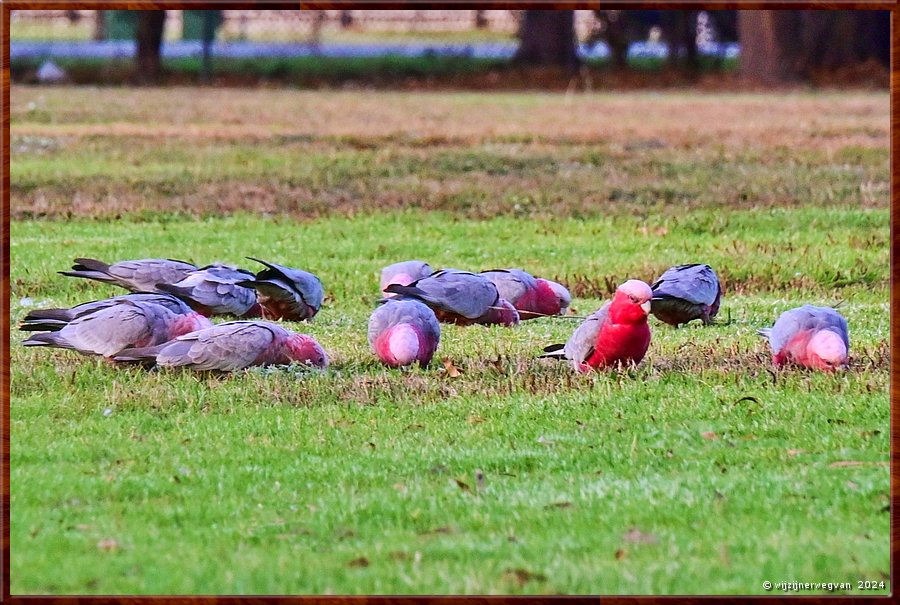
[368,298,440,346]
[78,258,197,292]
[401,270,498,319]
[55,301,170,357]
[159,267,257,315]
[563,302,610,367]
[761,305,829,353]
[160,321,285,371]
[479,269,536,304]
[21,292,192,332]
[245,257,325,311]
[69,292,192,316]
[651,264,720,306]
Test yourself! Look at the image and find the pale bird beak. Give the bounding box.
[640,300,651,314]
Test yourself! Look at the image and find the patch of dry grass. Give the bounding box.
[12,88,887,151]
[9,88,889,221]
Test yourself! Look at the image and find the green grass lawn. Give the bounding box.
[8,87,890,595]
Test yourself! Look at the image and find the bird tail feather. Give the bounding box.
[19,319,69,332]
[21,332,68,348]
[539,343,566,359]
[113,344,166,364]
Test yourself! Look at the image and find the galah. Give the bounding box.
[758,305,849,371]
[480,269,572,319]
[650,263,722,327]
[20,292,194,332]
[21,300,212,358]
[59,257,198,293]
[384,269,519,327]
[237,257,324,321]
[157,264,261,317]
[542,280,652,372]
[380,260,433,295]
[114,321,328,372]
[368,298,440,368]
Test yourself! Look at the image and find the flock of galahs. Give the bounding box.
[20,256,851,374]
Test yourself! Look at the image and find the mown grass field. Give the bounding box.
[8,87,890,595]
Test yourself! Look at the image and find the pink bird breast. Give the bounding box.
[375,323,430,367]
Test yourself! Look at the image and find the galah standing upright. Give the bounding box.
[114,321,328,372]
[157,264,261,317]
[237,257,324,321]
[650,263,722,327]
[20,292,194,332]
[368,298,440,368]
[59,257,198,293]
[480,269,572,319]
[380,260,433,295]
[21,300,212,358]
[384,269,519,327]
[542,280,653,372]
[758,305,849,371]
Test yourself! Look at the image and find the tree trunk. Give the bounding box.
[660,11,699,69]
[93,11,106,41]
[739,10,889,83]
[514,10,579,70]
[135,10,167,82]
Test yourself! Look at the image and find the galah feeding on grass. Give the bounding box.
[157,264,261,317]
[60,257,198,293]
[237,257,324,321]
[480,269,572,319]
[368,298,440,368]
[384,269,519,327]
[542,280,652,372]
[21,300,212,358]
[650,263,722,327]
[19,292,194,332]
[380,260,433,295]
[758,305,849,371]
[114,321,328,372]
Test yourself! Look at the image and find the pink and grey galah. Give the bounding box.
[21,299,212,358]
[758,305,849,371]
[19,292,195,332]
[480,269,571,319]
[114,321,328,372]
[650,263,722,327]
[384,269,519,327]
[543,280,653,372]
[59,257,199,293]
[380,260,433,296]
[237,257,324,321]
[157,264,262,317]
[368,298,440,368]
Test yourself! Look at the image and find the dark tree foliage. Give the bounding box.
[514,10,579,71]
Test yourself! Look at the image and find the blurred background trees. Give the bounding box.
[9,9,889,86]
[739,11,890,82]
